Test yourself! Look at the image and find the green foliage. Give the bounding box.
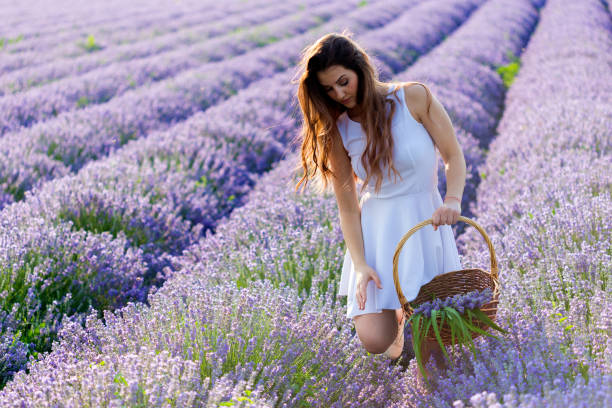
[497,50,521,88]
[126,74,136,88]
[231,221,340,305]
[0,247,98,386]
[80,34,102,52]
[409,305,507,381]
[76,95,89,108]
[218,389,255,405]
[0,34,23,50]
[58,207,159,250]
[0,176,25,201]
[195,174,209,188]
[358,0,368,6]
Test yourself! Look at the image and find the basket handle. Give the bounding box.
[392,216,498,311]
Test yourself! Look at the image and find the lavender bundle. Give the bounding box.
[409,287,507,379]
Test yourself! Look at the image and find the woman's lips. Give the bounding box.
[342,97,352,104]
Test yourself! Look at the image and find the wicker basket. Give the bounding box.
[392,216,500,345]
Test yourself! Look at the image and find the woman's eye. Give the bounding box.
[340,80,348,86]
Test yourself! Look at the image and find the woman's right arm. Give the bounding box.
[328,126,383,309]
[328,128,367,268]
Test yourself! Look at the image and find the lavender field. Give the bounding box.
[0,0,610,406]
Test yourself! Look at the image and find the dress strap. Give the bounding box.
[389,83,410,121]
[394,83,424,125]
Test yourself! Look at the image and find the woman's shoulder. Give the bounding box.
[400,81,433,124]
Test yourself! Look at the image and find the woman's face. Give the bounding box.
[316,65,359,108]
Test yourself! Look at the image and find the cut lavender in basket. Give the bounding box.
[409,286,505,381]
[412,288,494,318]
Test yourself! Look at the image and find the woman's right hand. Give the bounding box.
[354,264,383,310]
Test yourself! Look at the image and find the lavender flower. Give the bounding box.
[413,288,494,318]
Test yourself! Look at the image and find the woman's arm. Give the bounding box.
[404,82,466,230]
[328,126,369,269]
[329,125,384,309]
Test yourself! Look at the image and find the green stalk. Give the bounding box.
[465,310,500,339]
[430,309,450,362]
[411,314,425,377]
[471,308,508,334]
[449,310,456,347]
[444,307,476,354]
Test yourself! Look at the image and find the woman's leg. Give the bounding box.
[352,309,402,356]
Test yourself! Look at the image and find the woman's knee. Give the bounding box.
[353,310,397,354]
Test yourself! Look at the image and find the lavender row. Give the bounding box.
[358,0,486,81]
[0,0,288,95]
[393,0,544,234]
[456,0,612,354]
[0,0,198,39]
[0,0,330,135]
[0,0,275,81]
[2,2,219,53]
[423,0,612,405]
[0,0,223,62]
[0,0,430,386]
[0,0,395,208]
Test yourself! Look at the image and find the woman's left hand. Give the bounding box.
[432,201,461,231]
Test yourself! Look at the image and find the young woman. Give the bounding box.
[293,32,466,380]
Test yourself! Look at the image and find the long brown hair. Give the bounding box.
[292,32,409,196]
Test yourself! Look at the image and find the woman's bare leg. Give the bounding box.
[383,308,405,359]
[353,309,403,356]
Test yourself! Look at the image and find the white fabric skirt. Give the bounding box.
[337,187,462,319]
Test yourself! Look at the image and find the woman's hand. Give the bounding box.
[432,201,461,231]
[354,263,383,310]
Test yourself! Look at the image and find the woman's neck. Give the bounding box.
[347,106,363,122]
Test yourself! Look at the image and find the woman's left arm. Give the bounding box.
[403,82,466,231]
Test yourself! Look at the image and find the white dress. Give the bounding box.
[337,83,462,319]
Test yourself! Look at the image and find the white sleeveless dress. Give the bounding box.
[337,83,462,319]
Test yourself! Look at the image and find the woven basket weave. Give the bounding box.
[392,216,500,345]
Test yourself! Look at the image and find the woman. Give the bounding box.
[293,32,466,380]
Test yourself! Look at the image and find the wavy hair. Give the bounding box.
[292,31,419,196]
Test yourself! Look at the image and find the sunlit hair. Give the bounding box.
[291,31,432,196]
